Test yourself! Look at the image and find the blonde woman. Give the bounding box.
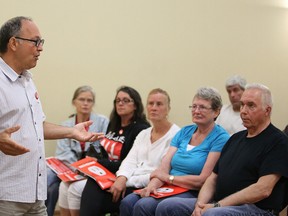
[80,88,180,216]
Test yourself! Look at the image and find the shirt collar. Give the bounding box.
[0,57,32,82]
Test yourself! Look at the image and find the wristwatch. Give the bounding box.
[213,202,221,207]
[169,175,175,184]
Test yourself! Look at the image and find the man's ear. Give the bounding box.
[9,37,18,51]
[215,108,221,117]
[265,106,272,116]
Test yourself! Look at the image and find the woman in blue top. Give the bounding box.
[119,87,230,216]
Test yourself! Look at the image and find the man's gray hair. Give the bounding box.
[245,83,273,108]
[225,75,247,90]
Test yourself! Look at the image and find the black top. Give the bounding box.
[97,119,150,173]
[214,123,288,211]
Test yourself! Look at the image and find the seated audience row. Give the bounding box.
[60,86,151,216]
[49,85,230,216]
[49,82,288,216]
[128,83,288,216]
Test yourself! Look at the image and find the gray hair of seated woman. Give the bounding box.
[193,87,223,112]
[69,85,95,118]
[72,85,95,104]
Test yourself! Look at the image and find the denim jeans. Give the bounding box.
[155,197,275,216]
[119,193,141,216]
[45,167,61,216]
[120,191,197,216]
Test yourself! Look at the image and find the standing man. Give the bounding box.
[216,75,246,135]
[155,83,288,216]
[0,16,100,215]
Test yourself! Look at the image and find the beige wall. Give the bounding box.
[2,0,288,156]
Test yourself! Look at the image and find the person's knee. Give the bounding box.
[58,182,69,208]
[202,208,218,216]
[119,200,131,216]
[133,201,145,214]
[119,197,130,210]
[155,198,196,216]
[134,197,156,215]
[120,194,140,216]
[155,200,171,215]
[67,186,82,210]
[133,198,143,210]
[47,168,59,186]
[48,181,60,195]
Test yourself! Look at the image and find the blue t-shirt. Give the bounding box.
[170,124,229,176]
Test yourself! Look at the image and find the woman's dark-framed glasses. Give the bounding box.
[114,98,134,104]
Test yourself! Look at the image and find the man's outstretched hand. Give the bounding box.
[0,126,30,156]
[73,121,105,142]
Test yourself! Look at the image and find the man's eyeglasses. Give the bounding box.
[15,36,45,47]
[114,98,134,104]
[189,104,212,112]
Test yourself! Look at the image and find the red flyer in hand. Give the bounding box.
[134,184,189,198]
[46,157,85,182]
[71,157,116,190]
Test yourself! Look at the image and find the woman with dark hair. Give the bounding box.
[101,86,150,172]
[109,86,147,132]
[59,86,149,216]
[80,88,180,216]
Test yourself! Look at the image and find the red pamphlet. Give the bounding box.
[46,157,85,182]
[134,184,189,198]
[70,157,116,190]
